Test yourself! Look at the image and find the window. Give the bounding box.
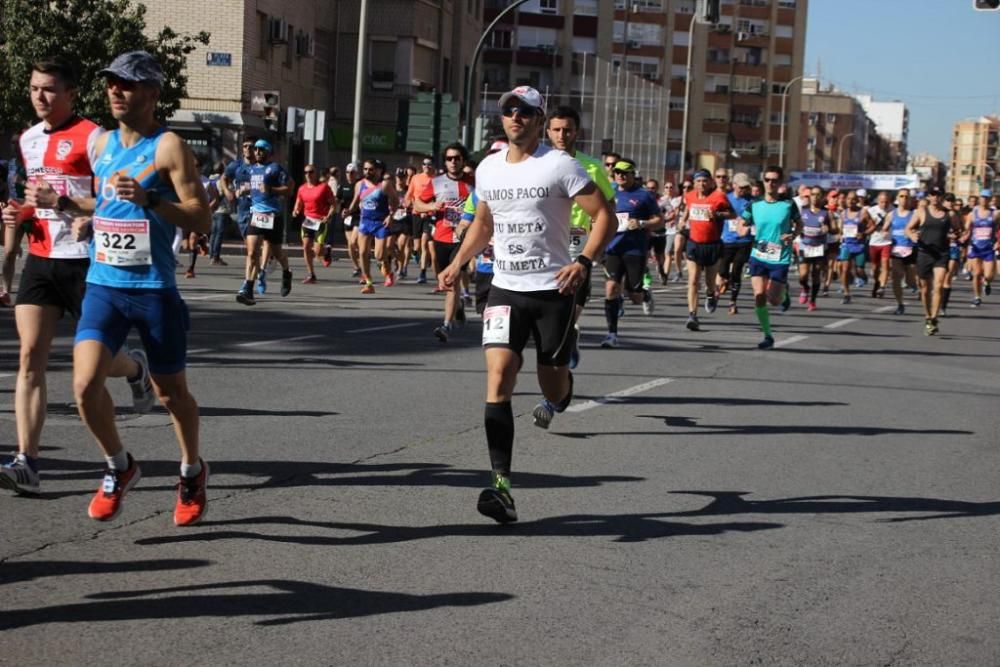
[775,25,793,38]
[739,0,768,6]
[369,40,396,90]
[778,0,796,7]
[770,112,785,124]
[669,100,685,110]
[827,113,837,124]
[708,48,730,64]
[671,64,687,80]
[613,21,663,45]
[732,110,759,126]
[673,30,690,46]
[806,137,816,150]
[575,0,598,14]
[808,113,818,125]
[825,136,834,147]
[742,47,763,65]
[284,23,294,67]
[257,12,268,59]
[488,29,512,49]
[736,19,768,34]
[539,0,558,13]
[704,104,728,122]
[773,53,792,66]
[676,0,695,13]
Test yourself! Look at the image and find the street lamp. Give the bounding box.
[836,132,855,172]
[351,0,370,164]
[778,74,806,170]
[678,14,700,182]
[462,0,532,148]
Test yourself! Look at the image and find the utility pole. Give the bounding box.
[351,0,370,164]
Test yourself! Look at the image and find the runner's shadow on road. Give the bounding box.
[0,558,212,586]
[0,579,513,629]
[5,403,338,420]
[135,513,782,548]
[664,490,1000,523]
[29,459,644,494]
[551,416,974,438]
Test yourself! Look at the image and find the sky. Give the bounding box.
[804,0,1000,161]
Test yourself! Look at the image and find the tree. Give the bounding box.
[0,0,209,132]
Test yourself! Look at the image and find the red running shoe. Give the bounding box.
[88,453,141,521]
[174,459,209,526]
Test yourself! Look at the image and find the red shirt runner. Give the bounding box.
[295,182,335,220]
[420,174,474,244]
[684,188,732,244]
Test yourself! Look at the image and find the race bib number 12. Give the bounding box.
[482,305,511,346]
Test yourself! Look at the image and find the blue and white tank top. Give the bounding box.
[800,208,828,246]
[890,210,915,247]
[359,179,389,224]
[970,208,996,251]
[89,128,179,289]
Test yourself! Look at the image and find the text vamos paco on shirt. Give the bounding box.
[19,116,102,259]
[475,145,591,292]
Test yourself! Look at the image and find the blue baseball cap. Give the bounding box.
[253,139,272,153]
[99,51,165,88]
[981,188,992,198]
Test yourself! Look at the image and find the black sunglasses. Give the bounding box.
[501,106,538,118]
[763,177,781,183]
[444,155,463,162]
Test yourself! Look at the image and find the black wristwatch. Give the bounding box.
[145,190,161,209]
[56,195,72,212]
[575,255,593,270]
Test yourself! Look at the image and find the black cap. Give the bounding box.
[99,51,165,87]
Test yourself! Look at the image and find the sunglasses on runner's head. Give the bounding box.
[501,106,539,118]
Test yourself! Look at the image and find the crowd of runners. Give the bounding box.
[2,55,999,524]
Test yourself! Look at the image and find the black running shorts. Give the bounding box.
[685,239,722,268]
[15,254,89,319]
[482,285,575,366]
[603,253,645,293]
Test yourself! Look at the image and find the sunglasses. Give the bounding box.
[613,169,632,175]
[715,174,728,179]
[604,162,616,167]
[444,155,463,162]
[501,106,538,118]
[763,177,781,183]
[304,169,315,174]
[422,162,433,167]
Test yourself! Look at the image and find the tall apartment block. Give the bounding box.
[948,115,999,199]
[141,0,481,168]
[481,0,808,180]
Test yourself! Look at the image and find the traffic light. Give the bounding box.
[973,0,999,10]
[699,0,720,23]
[262,92,280,133]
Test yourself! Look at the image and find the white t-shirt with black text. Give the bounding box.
[476,145,591,292]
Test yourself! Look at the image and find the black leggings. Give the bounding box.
[799,259,823,303]
[719,243,751,303]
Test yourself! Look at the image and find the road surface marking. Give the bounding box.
[567,378,674,413]
[824,318,859,329]
[346,322,423,334]
[237,334,324,348]
[774,334,809,348]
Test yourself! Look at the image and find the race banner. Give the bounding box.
[788,172,921,191]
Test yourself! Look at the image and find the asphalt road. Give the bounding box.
[1,251,998,666]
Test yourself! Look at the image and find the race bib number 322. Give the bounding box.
[93,217,152,266]
[482,305,511,346]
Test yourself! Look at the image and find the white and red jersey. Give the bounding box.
[19,116,102,259]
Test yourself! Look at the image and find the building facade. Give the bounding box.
[141,0,482,170]
[909,152,946,192]
[948,115,999,199]
[855,95,909,171]
[479,0,809,180]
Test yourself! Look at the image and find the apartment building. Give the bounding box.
[856,95,909,171]
[141,0,481,168]
[909,153,946,192]
[948,115,999,199]
[796,79,896,174]
[481,0,808,180]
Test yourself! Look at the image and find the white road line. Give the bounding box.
[184,293,234,301]
[566,377,674,413]
[346,322,422,334]
[237,334,324,348]
[824,318,859,329]
[774,334,809,348]
[873,305,896,313]
[0,373,13,379]
[187,348,211,355]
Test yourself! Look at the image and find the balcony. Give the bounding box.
[703,120,728,134]
[736,4,771,20]
[705,60,731,74]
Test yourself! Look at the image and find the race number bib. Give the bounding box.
[251,212,275,229]
[444,205,462,227]
[393,208,408,221]
[891,245,913,258]
[800,243,825,259]
[726,218,742,233]
[569,227,589,260]
[689,204,711,221]
[842,223,858,238]
[343,215,353,228]
[974,226,992,241]
[482,305,511,346]
[93,217,152,266]
[756,240,783,263]
[302,216,323,231]
[616,212,630,233]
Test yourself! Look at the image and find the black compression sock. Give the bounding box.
[941,287,951,310]
[604,298,619,334]
[484,401,514,477]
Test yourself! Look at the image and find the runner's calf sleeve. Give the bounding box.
[941,287,951,311]
[604,298,620,334]
[754,305,772,336]
[485,401,514,476]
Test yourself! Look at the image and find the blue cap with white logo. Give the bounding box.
[99,51,165,88]
[254,139,273,153]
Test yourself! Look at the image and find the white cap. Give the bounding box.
[498,86,546,113]
[855,188,867,197]
[346,162,358,172]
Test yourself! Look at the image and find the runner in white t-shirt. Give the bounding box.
[865,191,893,298]
[438,87,615,524]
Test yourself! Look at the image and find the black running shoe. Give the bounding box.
[280,270,293,297]
[477,487,517,524]
[757,335,775,350]
[236,289,256,306]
